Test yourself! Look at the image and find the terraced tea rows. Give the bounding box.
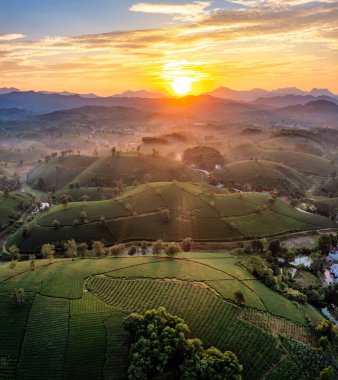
[16,295,69,380]
[87,275,283,379]
[7,182,334,253]
[0,256,330,380]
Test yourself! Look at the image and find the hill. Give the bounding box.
[225,145,336,177]
[278,100,338,128]
[0,253,331,380]
[27,154,206,191]
[314,177,338,197]
[213,160,310,197]
[0,192,32,231]
[251,95,338,108]
[27,155,96,191]
[260,136,324,156]
[0,143,51,165]
[7,182,334,253]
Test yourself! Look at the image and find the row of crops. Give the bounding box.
[87,275,284,379]
[0,257,333,380]
[16,295,69,379]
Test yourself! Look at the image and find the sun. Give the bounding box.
[171,77,193,96]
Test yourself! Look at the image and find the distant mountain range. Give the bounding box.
[207,87,337,102]
[0,87,337,128]
[112,90,164,98]
[251,94,338,108]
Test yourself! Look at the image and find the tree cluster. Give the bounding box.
[123,307,242,380]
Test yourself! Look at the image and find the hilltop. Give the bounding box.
[27,153,205,191]
[213,160,310,197]
[7,182,334,253]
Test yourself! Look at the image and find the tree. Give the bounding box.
[52,219,60,229]
[80,195,90,202]
[61,195,70,208]
[22,224,30,238]
[124,307,242,380]
[79,210,87,223]
[310,252,324,274]
[128,245,137,256]
[318,234,332,255]
[110,243,126,256]
[269,239,281,256]
[13,288,25,306]
[92,240,106,257]
[234,290,245,306]
[319,367,333,380]
[182,146,224,171]
[78,242,88,258]
[140,241,147,255]
[8,245,21,261]
[124,307,190,379]
[251,239,264,252]
[165,242,182,257]
[9,260,17,274]
[41,243,55,263]
[161,208,171,223]
[182,342,242,380]
[315,320,336,342]
[182,238,193,252]
[64,239,77,261]
[29,254,36,271]
[100,215,107,228]
[152,240,164,255]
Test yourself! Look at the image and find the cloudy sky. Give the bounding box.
[0,0,337,95]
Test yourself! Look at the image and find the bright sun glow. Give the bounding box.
[171,77,193,95]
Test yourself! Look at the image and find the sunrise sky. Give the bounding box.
[0,0,337,95]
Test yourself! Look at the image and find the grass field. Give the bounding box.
[0,255,331,380]
[6,182,334,253]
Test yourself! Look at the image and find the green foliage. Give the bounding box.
[182,146,224,171]
[320,367,334,380]
[124,307,190,379]
[152,240,164,255]
[110,243,126,256]
[182,238,193,252]
[92,240,106,257]
[318,234,333,255]
[165,242,182,257]
[282,337,338,379]
[64,239,78,260]
[124,307,242,380]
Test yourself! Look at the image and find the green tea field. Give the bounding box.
[0,253,329,380]
[6,182,334,253]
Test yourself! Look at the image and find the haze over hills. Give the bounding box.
[1,89,338,129]
[207,87,338,102]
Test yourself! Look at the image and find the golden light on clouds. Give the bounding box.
[0,0,337,94]
[160,60,208,96]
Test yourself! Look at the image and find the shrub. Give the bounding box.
[110,243,126,256]
[182,238,193,252]
[152,240,164,255]
[128,245,137,256]
[165,242,182,257]
[92,240,106,257]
